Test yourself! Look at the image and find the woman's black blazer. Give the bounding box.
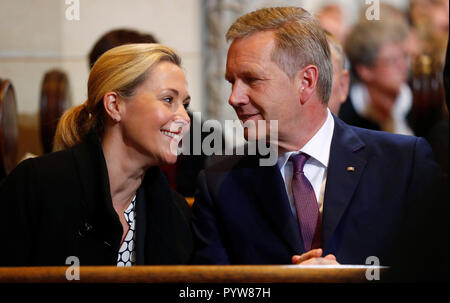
[0,131,193,266]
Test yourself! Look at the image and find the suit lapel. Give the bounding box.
[322,117,367,248]
[243,158,303,254]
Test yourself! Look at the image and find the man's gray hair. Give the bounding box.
[226,7,333,104]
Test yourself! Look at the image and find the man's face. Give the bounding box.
[225,31,301,146]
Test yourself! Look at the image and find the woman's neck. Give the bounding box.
[101,129,147,213]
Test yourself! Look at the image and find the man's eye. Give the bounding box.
[246,77,259,84]
[226,78,234,85]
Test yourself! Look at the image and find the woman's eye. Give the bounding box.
[163,96,173,103]
[183,103,190,110]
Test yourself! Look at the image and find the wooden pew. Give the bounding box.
[39,69,71,153]
[0,265,387,283]
[0,79,19,178]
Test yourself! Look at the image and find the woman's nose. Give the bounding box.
[177,104,191,125]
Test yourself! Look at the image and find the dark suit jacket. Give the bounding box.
[0,131,193,266]
[191,116,440,265]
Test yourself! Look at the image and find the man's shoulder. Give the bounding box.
[352,125,418,144]
[335,116,424,150]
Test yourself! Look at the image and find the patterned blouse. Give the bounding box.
[117,194,137,266]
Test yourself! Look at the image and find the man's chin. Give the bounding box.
[244,128,270,143]
[244,127,257,142]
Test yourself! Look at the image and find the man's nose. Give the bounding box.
[228,80,249,108]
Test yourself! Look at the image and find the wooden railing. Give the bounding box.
[0,265,387,283]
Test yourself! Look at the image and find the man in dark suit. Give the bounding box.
[191,7,440,266]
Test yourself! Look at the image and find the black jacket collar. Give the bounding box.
[71,130,123,252]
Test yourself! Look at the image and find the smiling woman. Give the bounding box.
[0,44,193,266]
[111,61,191,166]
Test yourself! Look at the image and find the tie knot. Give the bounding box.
[289,153,310,173]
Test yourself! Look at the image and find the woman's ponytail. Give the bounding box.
[53,102,93,151]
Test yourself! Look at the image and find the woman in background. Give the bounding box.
[0,44,193,266]
[340,5,414,135]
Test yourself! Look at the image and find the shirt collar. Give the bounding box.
[277,108,335,170]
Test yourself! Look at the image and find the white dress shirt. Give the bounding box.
[277,109,335,216]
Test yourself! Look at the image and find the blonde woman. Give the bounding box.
[0,44,193,266]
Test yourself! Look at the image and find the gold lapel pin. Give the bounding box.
[347,166,355,172]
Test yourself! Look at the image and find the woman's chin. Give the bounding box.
[161,152,178,165]
[151,141,180,166]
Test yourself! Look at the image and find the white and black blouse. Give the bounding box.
[117,195,137,266]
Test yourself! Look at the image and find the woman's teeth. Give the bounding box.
[161,130,181,140]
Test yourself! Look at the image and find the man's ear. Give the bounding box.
[339,69,350,103]
[297,65,318,105]
[103,92,121,122]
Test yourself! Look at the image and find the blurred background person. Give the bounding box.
[407,0,448,171]
[340,4,414,135]
[325,31,349,115]
[317,3,349,44]
[409,0,448,60]
[0,44,193,266]
[88,28,158,69]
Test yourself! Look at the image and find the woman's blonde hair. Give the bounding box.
[53,43,181,151]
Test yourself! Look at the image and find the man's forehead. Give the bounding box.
[225,62,266,78]
[225,51,274,81]
[229,31,277,52]
[227,32,276,66]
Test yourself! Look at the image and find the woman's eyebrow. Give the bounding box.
[162,88,179,96]
[161,88,190,101]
